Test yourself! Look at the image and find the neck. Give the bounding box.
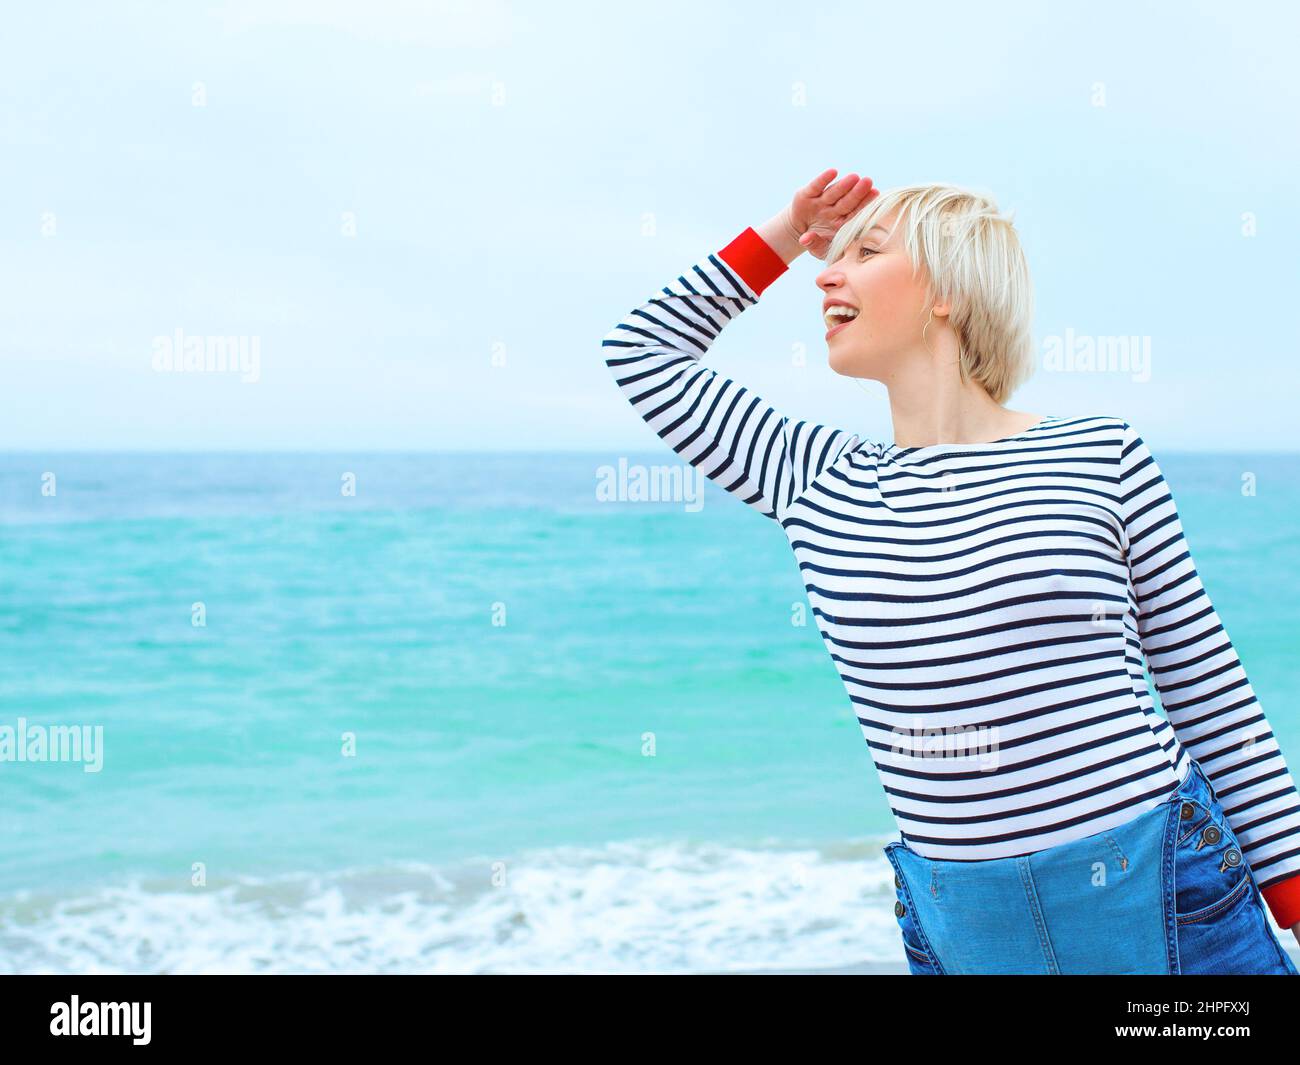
[884,345,1032,447]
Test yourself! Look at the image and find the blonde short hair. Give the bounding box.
[825,183,1035,405]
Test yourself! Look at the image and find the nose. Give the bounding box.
[816,266,844,292]
[815,255,850,292]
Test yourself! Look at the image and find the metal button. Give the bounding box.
[1224,848,1242,868]
[894,900,905,918]
[894,873,902,889]
[1180,802,1194,820]
[1202,825,1222,846]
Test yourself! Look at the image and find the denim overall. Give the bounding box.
[884,758,1299,974]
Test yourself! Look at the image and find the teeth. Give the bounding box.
[825,306,860,326]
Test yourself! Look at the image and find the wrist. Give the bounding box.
[754,208,807,265]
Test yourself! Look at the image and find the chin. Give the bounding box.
[827,346,862,377]
[828,338,886,381]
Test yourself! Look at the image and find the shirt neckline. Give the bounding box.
[884,414,1058,456]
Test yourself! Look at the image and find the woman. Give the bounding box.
[600,167,1300,975]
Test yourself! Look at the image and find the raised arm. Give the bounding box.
[600,170,879,522]
[1119,421,1300,931]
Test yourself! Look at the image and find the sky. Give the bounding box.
[2,0,1297,452]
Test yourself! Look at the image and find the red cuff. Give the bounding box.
[718,226,789,297]
[1261,874,1300,929]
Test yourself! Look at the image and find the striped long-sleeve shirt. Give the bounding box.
[600,224,1300,929]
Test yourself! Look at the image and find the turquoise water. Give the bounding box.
[1,451,1297,972]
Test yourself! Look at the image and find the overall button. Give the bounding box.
[894,901,905,918]
[1180,802,1194,820]
[894,873,902,889]
[1201,825,1222,846]
[1222,848,1242,870]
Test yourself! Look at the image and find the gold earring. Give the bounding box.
[924,307,965,370]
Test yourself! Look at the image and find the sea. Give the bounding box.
[0,450,1297,973]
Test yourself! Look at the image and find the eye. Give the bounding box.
[858,245,879,259]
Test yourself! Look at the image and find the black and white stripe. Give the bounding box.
[602,245,1300,893]
[601,251,860,521]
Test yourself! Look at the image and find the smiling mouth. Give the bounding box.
[825,312,858,338]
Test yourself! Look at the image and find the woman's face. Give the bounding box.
[815,208,934,380]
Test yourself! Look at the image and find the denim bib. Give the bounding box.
[884,759,1298,975]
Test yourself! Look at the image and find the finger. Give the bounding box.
[838,176,875,207]
[800,168,839,199]
[801,227,829,255]
[835,177,878,217]
[820,173,859,206]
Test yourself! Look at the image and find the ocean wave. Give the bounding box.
[0,836,905,974]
